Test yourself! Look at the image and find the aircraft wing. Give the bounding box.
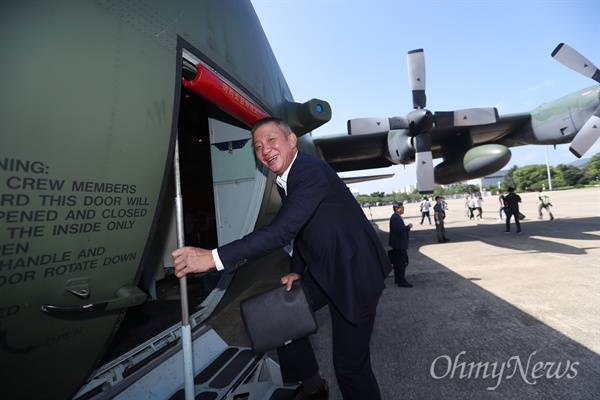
[341,173,395,185]
[313,112,533,172]
[461,113,532,149]
[314,132,391,172]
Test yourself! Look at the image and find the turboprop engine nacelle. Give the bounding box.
[434,144,512,184]
[386,130,415,164]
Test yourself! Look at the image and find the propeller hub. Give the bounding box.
[407,109,434,136]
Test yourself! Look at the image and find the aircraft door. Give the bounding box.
[208,118,267,245]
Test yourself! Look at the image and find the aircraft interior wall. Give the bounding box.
[98,85,222,365]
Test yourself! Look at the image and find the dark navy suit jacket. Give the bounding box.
[389,213,410,250]
[218,152,392,324]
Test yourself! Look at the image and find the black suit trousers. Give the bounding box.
[389,248,408,284]
[504,208,521,232]
[278,272,382,400]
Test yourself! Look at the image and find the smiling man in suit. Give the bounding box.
[173,117,392,400]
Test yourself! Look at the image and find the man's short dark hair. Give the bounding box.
[251,117,292,137]
[392,202,403,211]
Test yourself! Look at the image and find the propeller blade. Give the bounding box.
[407,49,426,109]
[551,43,600,83]
[434,107,499,128]
[348,118,390,135]
[414,134,434,193]
[569,111,600,158]
[347,117,409,135]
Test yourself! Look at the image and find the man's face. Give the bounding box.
[396,205,405,215]
[253,122,297,176]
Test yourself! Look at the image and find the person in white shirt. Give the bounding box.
[419,196,431,225]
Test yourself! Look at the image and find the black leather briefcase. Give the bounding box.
[240,281,318,354]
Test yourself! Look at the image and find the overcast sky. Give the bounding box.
[251,0,599,194]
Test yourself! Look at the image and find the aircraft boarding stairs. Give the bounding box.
[74,324,296,400]
[169,341,295,400]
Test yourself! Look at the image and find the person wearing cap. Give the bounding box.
[434,196,450,243]
[536,189,554,220]
[503,187,523,234]
[389,202,413,287]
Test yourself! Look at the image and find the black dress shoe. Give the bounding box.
[398,281,413,288]
[291,380,329,400]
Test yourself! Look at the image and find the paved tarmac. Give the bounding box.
[209,187,600,400]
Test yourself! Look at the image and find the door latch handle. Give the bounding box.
[41,286,147,316]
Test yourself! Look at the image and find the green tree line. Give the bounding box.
[503,152,600,191]
[356,152,600,205]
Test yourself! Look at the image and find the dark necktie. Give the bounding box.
[276,184,286,203]
[276,183,293,256]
